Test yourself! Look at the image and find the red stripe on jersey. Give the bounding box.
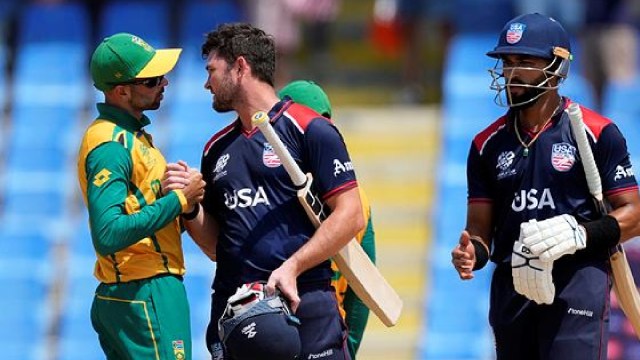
[473,115,508,155]
[576,103,612,142]
[284,103,332,133]
[322,180,358,201]
[605,185,639,197]
[203,120,237,156]
[468,197,493,204]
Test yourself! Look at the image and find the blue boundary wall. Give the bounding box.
[0,2,243,359]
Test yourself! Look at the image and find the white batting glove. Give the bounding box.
[520,214,587,262]
[512,240,555,305]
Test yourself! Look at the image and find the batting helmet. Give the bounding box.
[218,282,302,360]
[486,13,572,107]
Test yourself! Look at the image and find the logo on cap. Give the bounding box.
[131,36,153,52]
[506,23,526,44]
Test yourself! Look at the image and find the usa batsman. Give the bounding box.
[164,23,364,359]
[450,13,640,359]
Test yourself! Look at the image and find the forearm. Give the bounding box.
[90,191,183,255]
[609,204,640,244]
[466,203,494,249]
[286,196,364,276]
[183,206,218,261]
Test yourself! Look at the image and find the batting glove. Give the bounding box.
[512,240,555,305]
[520,214,587,262]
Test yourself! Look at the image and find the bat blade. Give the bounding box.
[298,173,403,326]
[253,111,403,327]
[611,249,640,333]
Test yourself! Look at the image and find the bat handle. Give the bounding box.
[566,102,603,202]
[252,111,307,186]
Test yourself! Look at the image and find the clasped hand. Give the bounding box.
[162,160,206,210]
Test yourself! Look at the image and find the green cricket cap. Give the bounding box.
[278,80,332,118]
[90,32,182,91]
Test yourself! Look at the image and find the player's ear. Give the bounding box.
[113,84,131,97]
[235,56,250,78]
[104,84,129,99]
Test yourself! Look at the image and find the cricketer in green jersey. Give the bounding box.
[77,32,205,360]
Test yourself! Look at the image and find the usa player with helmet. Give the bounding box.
[450,13,640,358]
[163,23,363,359]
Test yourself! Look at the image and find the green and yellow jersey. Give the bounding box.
[77,103,190,284]
[331,187,376,357]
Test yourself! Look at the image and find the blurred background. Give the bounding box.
[1,0,640,359]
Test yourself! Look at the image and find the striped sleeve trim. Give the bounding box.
[322,180,358,201]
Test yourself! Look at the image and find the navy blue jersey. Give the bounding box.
[468,98,638,264]
[200,100,358,297]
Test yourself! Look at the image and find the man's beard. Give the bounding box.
[213,95,233,112]
[132,94,161,111]
[212,74,237,113]
[509,86,546,109]
[507,75,547,109]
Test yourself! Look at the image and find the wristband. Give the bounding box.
[583,214,620,252]
[181,204,200,221]
[470,236,490,270]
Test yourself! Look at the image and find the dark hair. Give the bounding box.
[201,23,276,86]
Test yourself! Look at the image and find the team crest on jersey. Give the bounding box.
[506,23,526,44]
[496,151,516,179]
[172,340,185,360]
[551,143,576,172]
[262,143,282,168]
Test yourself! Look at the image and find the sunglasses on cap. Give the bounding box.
[114,75,165,88]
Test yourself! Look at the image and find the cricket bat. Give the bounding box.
[252,111,403,327]
[567,102,640,338]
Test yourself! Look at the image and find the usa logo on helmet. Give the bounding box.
[506,23,526,44]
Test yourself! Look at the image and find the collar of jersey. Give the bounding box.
[96,103,151,132]
[268,98,292,121]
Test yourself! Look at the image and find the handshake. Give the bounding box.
[512,214,586,305]
[161,160,206,215]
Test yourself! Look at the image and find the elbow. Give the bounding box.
[91,225,126,256]
[353,210,365,236]
[93,239,118,257]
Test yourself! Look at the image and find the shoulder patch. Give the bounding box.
[283,103,330,133]
[93,168,112,187]
[473,115,508,155]
[204,120,237,156]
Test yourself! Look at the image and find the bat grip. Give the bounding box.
[567,103,603,201]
